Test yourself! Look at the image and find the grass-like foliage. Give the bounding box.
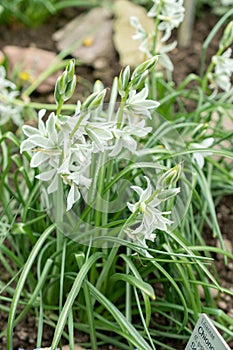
[0,1,233,350]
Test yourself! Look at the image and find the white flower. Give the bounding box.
[110,120,152,156]
[127,176,179,246]
[130,14,177,72]
[130,16,151,58]
[210,48,233,92]
[0,66,16,89]
[21,108,93,210]
[21,110,61,167]
[190,137,214,169]
[148,0,185,42]
[0,66,23,126]
[85,122,113,152]
[125,85,160,118]
[65,162,92,211]
[158,40,177,71]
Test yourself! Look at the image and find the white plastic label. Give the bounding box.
[185,313,231,350]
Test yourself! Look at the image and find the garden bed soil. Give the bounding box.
[0,5,232,350]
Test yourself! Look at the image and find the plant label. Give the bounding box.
[185,313,231,350]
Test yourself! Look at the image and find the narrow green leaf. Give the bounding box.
[7,224,55,350]
[111,273,155,300]
[87,282,153,350]
[51,252,103,350]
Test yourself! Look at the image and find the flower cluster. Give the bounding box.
[21,80,159,211]
[209,48,233,92]
[147,0,185,42]
[130,0,185,71]
[19,57,184,249]
[0,66,23,126]
[127,174,180,247]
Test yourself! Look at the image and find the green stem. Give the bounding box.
[150,1,163,99]
[201,47,223,92]
[125,247,132,325]
[47,178,64,304]
[69,113,86,139]
[117,94,128,127]
[56,99,64,117]
[6,95,77,112]
[94,154,106,228]
[95,210,139,292]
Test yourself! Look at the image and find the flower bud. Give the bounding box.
[130,69,148,90]
[54,59,76,106]
[93,79,105,93]
[89,89,106,109]
[157,163,183,189]
[219,21,233,51]
[63,76,76,102]
[66,58,75,82]
[118,65,130,96]
[82,89,106,110]
[131,56,158,82]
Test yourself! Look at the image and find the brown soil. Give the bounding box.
[0,5,232,350]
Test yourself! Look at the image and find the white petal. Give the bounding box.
[30,152,49,167]
[127,202,137,213]
[66,183,80,211]
[48,174,58,194]
[20,139,37,152]
[193,153,204,169]
[201,137,214,148]
[36,168,56,181]
[22,125,41,137]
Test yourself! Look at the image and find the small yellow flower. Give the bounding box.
[82,35,94,47]
[19,70,32,82]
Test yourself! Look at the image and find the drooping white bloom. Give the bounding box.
[190,137,214,169]
[85,122,114,152]
[0,66,23,126]
[130,13,179,71]
[148,0,185,42]
[210,48,233,92]
[127,176,179,246]
[130,16,151,58]
[110,120,152,156]
[158,40,177,71]
[21,110,61,167]
[125,85,160,118]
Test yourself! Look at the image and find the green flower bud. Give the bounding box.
[130,69,148,90]
[118,65,130,96]
[82,89,106,110]
[219,21,233,51]
[58,72,67,95]
[157,163,183,189]
[54,59,77,106]
[63,76,76,102]
[54,82,61,105]
[131,56,158,82]
[93,79,105,93]
[89,89,106,109]
[66,58,76,82]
